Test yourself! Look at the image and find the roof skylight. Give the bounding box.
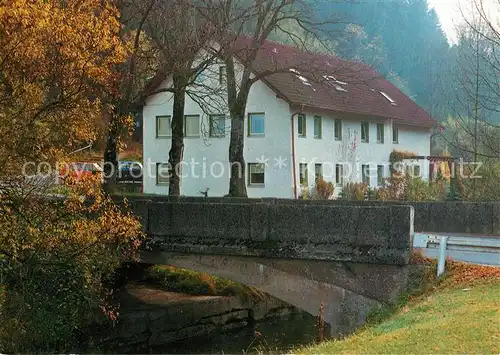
[380,91,397,105]
[324,75,347,86]
[292,73,316,92]
[334,84,347,92]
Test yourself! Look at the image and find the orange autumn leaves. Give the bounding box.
[0,2,144,350]
[0,0,127,173]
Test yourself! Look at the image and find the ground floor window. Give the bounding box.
[299,163,308,185]
[362,164,370,185]
[248,163,265,185]
[315,163,323,182]
[377,165,384,186]
[156,162,171,185]
[335,164,344,185]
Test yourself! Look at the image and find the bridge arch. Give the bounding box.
[140,252,406,336]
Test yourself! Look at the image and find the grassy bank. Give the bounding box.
[138,265,264,301]
[295,261,500,354]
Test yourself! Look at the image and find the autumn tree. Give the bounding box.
[102,0,159,191]
[0,1,142,351]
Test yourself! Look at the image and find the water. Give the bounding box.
[152,312,323,354]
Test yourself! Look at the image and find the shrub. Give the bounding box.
[299,180,335,200]
[0,176,143,352]
[311,179,335,200]
[376,175,446,201]
[340,182,368,200]
[405,177,442,201]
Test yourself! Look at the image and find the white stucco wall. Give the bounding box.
[142,61,431,198]
[292,110,431,197]
[142,64,293,197]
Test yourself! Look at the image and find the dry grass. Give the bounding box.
[294,259,500,354]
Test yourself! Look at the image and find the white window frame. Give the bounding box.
[209,114,226,137]
[299,163,308,185]
[298,114,306,137]
[314,116,322,139]
[156,115,171,137]
[334,119,342,141]
[362,164,370,185]
[414,165,421,178]
[377,123,384,143]
[315,163,323,182]
[184,115,200,137]
[248,113,265,136]
[377,165,384,186]
[393,126,399,144]
[335,164,344,185]
[219,65,226,86]
[361,122,369,143]
[156,162,171,185]
[248,163,265,186]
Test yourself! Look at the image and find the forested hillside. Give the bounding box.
[312,0,499,160]
[314,0,451,119]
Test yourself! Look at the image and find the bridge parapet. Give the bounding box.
[130,200,414,265]
[120,196,500,235]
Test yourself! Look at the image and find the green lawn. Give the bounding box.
[295,282,499,354]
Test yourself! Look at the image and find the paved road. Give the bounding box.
[414,232,500,267]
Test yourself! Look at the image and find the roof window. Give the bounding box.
[324,75,348,92]
[334,84,347,92]
[290,70,316,91]
[380,91,397,105]
[324,75,347,86]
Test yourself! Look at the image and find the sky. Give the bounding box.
[427,0,462,44]
[428,0,500,45]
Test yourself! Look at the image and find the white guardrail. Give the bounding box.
[413,232,500,275]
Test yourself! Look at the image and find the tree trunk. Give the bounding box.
[228,107,247,197]
[168,75,186,196]
[103,116,119,193]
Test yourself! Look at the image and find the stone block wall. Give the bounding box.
[127,199,414,265]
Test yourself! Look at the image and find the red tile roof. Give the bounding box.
[231,36,436,128]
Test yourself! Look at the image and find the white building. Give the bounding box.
[141,37,437,198]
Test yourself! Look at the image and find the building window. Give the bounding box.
[184,115,200,137]
[377,123,384,143]
[299,163,308,185]
[334,119,342,141]
[248,163,265,185]
[414,165,421,177]
[361,122,369,143]
[362,164,370,185]
[393,126,399,144]
[409,165,421,178]
[335,164,344,185]
[248,113,265,136]
[298,114,306,137]
[209,114,225,137]
[377,165,384,186]
[314,116,322,139]
[194,69,205,85]
[156,163,171,185]
[315,163,323,182]
[219,65,226,85]
[156,116,171,137]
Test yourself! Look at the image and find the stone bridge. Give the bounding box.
[125,198,416,336]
